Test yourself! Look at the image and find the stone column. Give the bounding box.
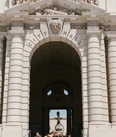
[7,31,24,123]
[0,37,4,122]
[107,34,116,123]
[87,30,103,124]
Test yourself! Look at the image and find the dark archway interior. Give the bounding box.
[30,42,82,137]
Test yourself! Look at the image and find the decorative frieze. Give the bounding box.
[99,25,116,31]
[0,23,40,31]
[25,23,40,30]
[0,26,10,32]
[109,25,116,31]
[71,23,86,29]
[0,27,6,32]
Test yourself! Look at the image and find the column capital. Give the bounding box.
[106,34,116,40]
[10,21,24,36]
[86,30,101,36]
[10,29,25,35]
[87,20,99,30]
[9,29,25,40]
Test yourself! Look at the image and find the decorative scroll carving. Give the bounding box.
[35,5,81,15]
[49,20,61,35]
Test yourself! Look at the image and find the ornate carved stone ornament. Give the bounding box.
[36,5,81,16]
[49,20,61,35]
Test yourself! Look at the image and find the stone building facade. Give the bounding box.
[0,0,116,137]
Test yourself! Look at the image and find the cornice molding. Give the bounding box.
[0,0,115,28]
[6,0,104,13]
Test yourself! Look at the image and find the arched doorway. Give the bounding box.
[29,41,82,137]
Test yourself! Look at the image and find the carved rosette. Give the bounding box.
[49,20,61,35]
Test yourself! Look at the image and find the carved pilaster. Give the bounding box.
[106,34,116,124]
[87,30,104,124]
[0,36,4,123]
[7,29,24,123]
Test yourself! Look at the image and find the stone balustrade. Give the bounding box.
[11,0,36,6]
[11,0,99,6]
[72,0,99,5]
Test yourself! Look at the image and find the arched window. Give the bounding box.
[44,81,72,99]
[64,89,69,96]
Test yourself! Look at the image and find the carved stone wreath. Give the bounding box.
[49,20,61,35]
